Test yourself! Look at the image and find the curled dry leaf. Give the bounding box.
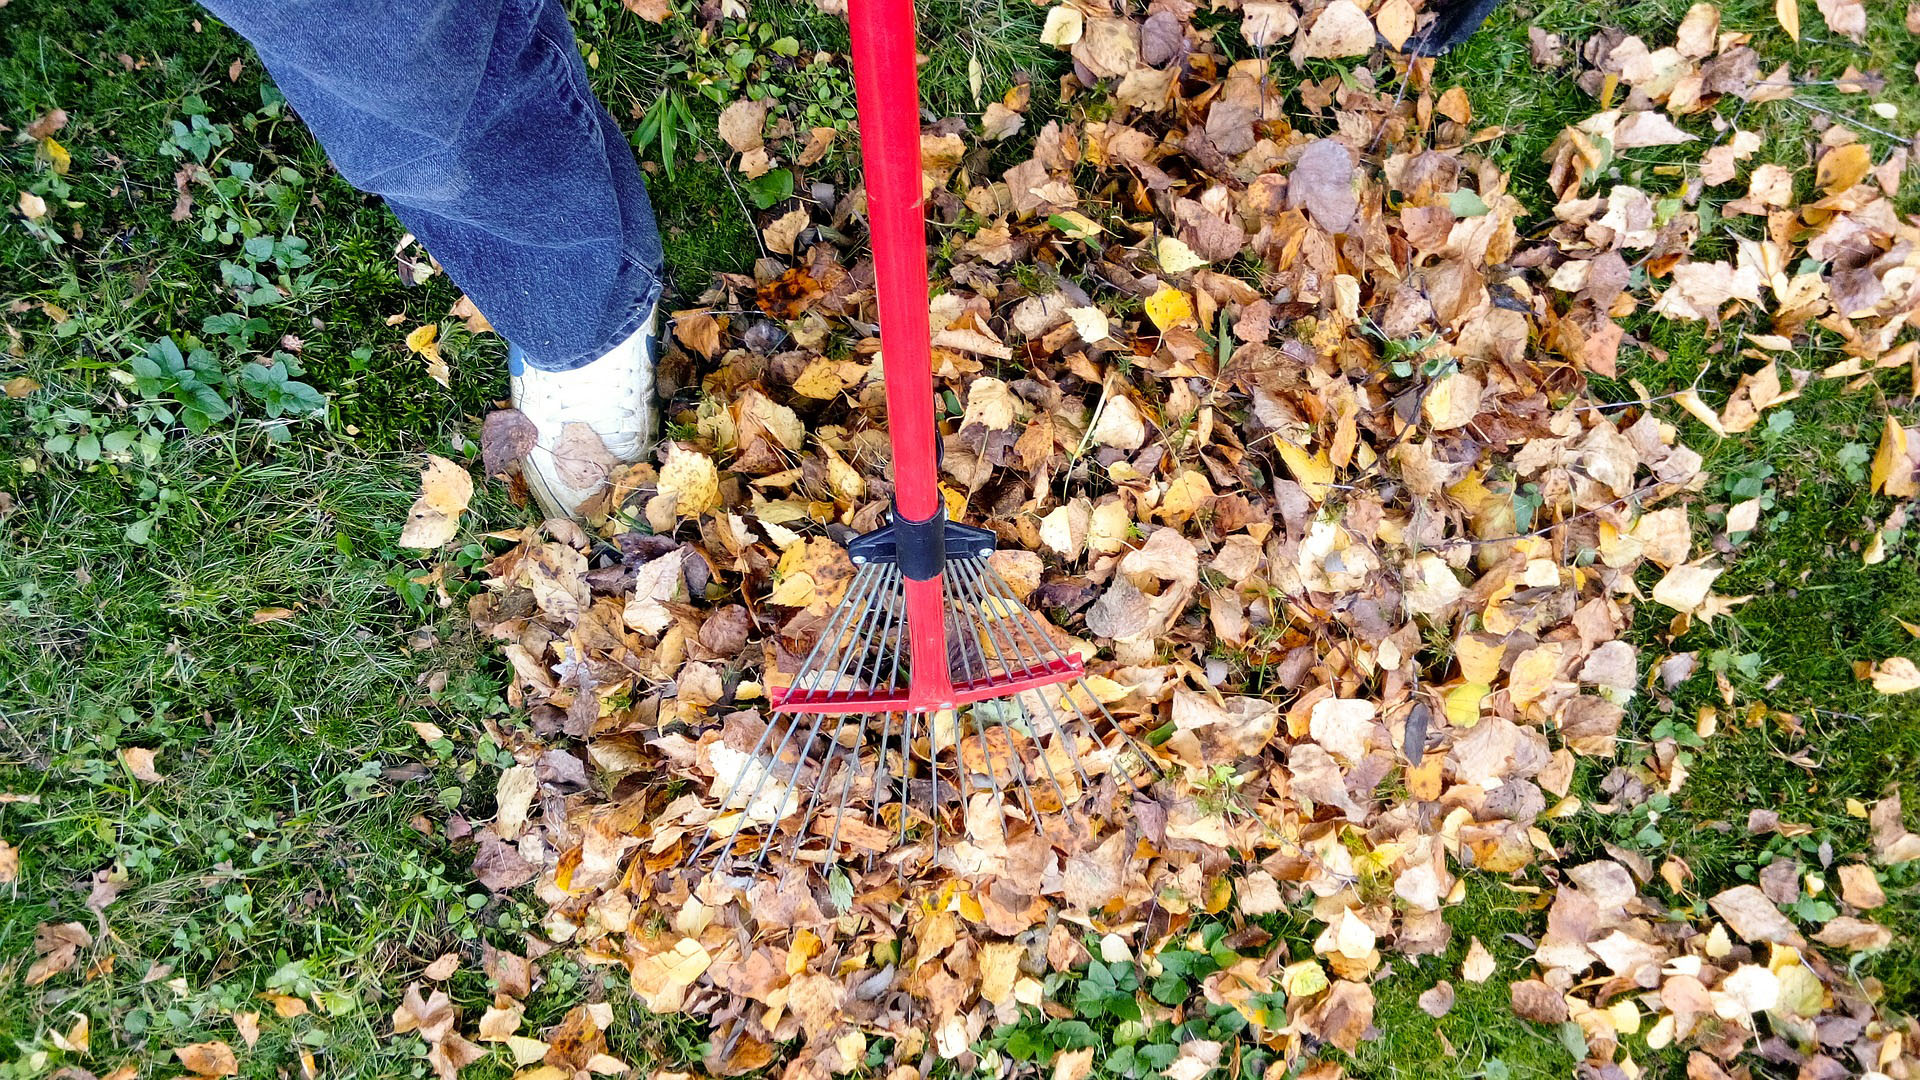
[173,1041,239,1078]
[120,746,164,782]
[398,455,473,550]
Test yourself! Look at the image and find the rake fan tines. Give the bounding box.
[685,555,1160,874]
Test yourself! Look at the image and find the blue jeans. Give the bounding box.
[199,0,665,372]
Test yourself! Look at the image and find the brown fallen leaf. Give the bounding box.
[717,99,770,154]
[423,952,460,980]
[26,922,90,986]
[120,747,164,782]
[1710,884,1802,944]
[480,409,538,478]
[26,108,68,141]
[1813,916,1891,950]
[173,1041,239,1078]
[1869,657,1920,694]
[1508,979,1570,1024]
[1837,864,1885,909]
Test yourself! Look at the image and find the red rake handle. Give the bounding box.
[848,0,941,520]
[847,0,954,704]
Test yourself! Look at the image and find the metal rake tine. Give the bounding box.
[956,557,1090,795]
[745,570,900,870]
[794,573,904,865]
[684,564,887,867]
[778,710,861,867]
[1067,681,1167,781]
[977,559,1165,780]
[824,713,866,859]
[863,708,897,876]
[927,700,943,869]
[959,560,1097,794]
[843,564,902,693]
[733,710,825,870]
[959,558,1046,676]
[817,557,890,691]
[791,561,885,688]
[953,561,1078,808]
[947,562,1056,817]
[944,572,1021,821]
[685,710,792,869]
[975,559,1163,779]
[870,566,913,866]
[720,569,890,867]
[894,707,917,875]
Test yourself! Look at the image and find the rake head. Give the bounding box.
[685,516,1162,874]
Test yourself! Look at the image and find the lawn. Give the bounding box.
[1,0,1916,1077]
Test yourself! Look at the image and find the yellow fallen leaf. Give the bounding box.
[1066,306,1110,342]
[1422,372,1482,431]
[1156,469,1213,526]
[1280,959,1329,997]
[1816,142,1872,195]
[506,1036,551,1067]
[1375,0,1416,48]
[1462,937,1496,982]
[257,993,309,1018]
[42,137,72,176]
[1675,389,1729,437]
[656,443,721,517]
[1651,560,1723,614]
[1275,440,1334,502]
[1040,4,1084,46]
[1454,635,1506,684]
[51,1012,88,1053]
[1870,413,1914,497]
[979,942,1025,1005]
[406,324,448,388]
[1776,0,1800,40]
[1156,235,1207,273]
[818,440,865,503]
[1143,284,1195,332]
[398,454,473,549]
[477,1002,524,1041]
[1445,682,1489,727]
[790,355,862,399]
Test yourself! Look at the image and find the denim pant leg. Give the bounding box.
[197,0,664,372]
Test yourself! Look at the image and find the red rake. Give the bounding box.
[687,0,1162,873]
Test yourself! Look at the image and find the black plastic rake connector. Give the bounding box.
[845,505,997,581]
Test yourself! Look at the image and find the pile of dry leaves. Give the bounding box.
[419,0,1920,1076]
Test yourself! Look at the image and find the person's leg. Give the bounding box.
[199,0,664,515]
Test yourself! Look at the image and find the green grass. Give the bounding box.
[2,0,1916,1076]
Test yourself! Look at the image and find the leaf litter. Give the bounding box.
[395,2,1919,1077]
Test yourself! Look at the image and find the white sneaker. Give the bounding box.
[509,305,658,520]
